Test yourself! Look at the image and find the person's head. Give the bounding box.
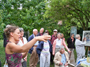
[61,33,64,38]
[53,29,57,36]
[33,29,38,36]
[59,46,65,54]
[75,34,80,40]
[4,26,20,41]
[45,30,49,35]
[43,33,49,41]
[43,33,48,36]
[57,33,61,39]
[40,28,44,34]
[71,33,74,38]
[19,28,24,38]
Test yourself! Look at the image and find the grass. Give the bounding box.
[0,40,77,67]
[0,40,5,67]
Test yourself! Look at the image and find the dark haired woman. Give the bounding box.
[4,26,51,67]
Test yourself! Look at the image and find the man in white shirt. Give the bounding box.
[75,34,86,63]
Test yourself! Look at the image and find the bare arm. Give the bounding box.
[8,35,51,53]
[53,40,56,55]
[63,40,70,52]
[22,52,28,58]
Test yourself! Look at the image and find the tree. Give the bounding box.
[0,0,49,39]
[44,0,90,30]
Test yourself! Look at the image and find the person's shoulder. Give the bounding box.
[37,32,40,36]
[39,41,44,45]
[65,51,68,54]
[23,37,27,39]
[68,37,71,39]
[29,34,33,38]
[7,42,16,48]
[23,37,27,41]
[55,52,60,55]
[55,38,58,41]
[52,35,54,37]
[38,41,44,47]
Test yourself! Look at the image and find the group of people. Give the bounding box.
[3,25,86,67]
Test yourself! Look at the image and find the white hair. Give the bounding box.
[57,33,61,36]
[33,29,37,32]
[75,34,80,39]
[59,46,64,51]
[40,28,44,30]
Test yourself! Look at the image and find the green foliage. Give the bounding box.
[44,0,90,36]
[0,0,90,40]
[0,40,5,67]
[0,0,50,40]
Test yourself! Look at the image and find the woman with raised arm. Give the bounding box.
[4,26,51,67]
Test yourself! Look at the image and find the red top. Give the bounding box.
[50,35,57,45]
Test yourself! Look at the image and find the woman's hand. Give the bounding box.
[64,63,68,66]
[59,62,63,65]
[52,53,55,56]
[35,35,51,42]
[24,57,27,61]
[68,50,71,53]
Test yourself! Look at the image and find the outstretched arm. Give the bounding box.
[8,35,51,53]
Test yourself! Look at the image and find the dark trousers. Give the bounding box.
[22,61,27,67]
[50,52,54,64]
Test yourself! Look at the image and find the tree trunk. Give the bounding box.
[86,22,88,30]
[82,22,86,30]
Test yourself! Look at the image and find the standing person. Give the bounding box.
[17,28,27,67]
[4,26,51,67]
[50,29,57,45]
[67,33,75,64]
[28,29,39,67]
[53,33,70,56]
[37,28,44,36]
[36,33,52,67]
[54,46,70,67]
[50,29,57,64]
[75,34,86,63]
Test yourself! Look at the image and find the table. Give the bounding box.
[77,58,90,67]
[81,61,90,67]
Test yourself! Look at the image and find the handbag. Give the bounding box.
[3,60,8,67]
